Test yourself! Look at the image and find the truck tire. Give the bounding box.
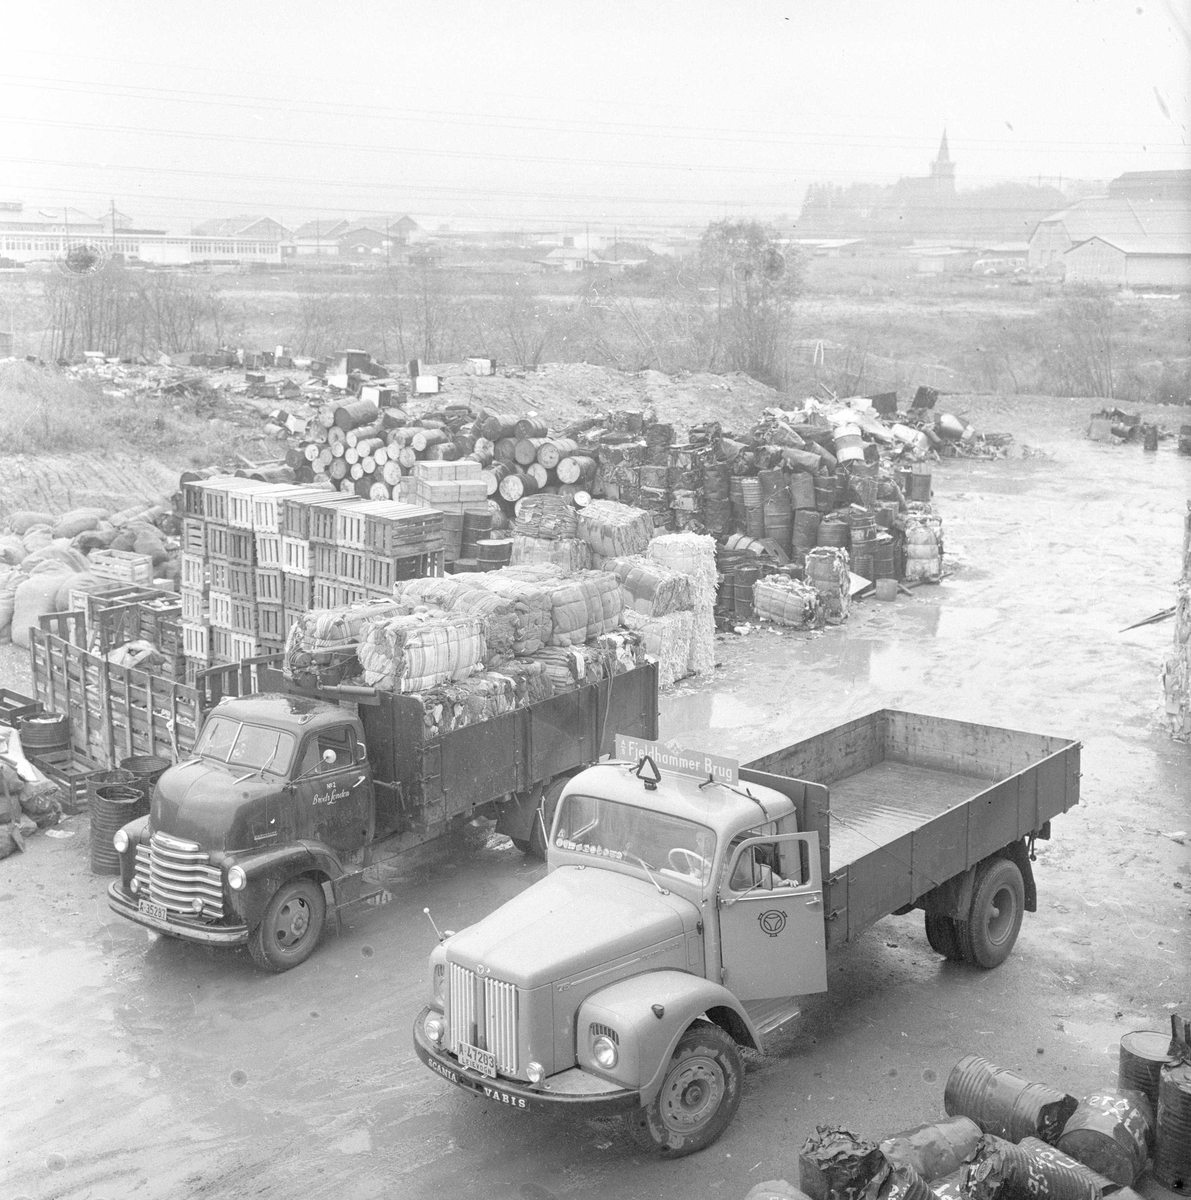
[957,857,1024,969]
[247,876,326,972]
[623,1020,744,1157]
[924,913,964,961]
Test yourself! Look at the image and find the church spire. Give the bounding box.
[937,128,951,166]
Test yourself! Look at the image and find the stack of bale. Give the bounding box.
[511,493,590,572]
[604,556,695,688]
[646,533,717,677]
[752,575,820,629]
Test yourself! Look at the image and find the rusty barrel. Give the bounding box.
[879,1116,982,1181]
[1154,1061,1191,1194]
[788,471,817,511]
[799,1126,885,1200]
[90,784,149,876]
[944,1054,1078,1144]
[992,1136,1107,1200]
[732,564,762,618]
[814,476,837,513]
[793,509,821,551]
[1056,1090,1152,1185]
[119,754,171,804]
[1119,1029,1176,1118]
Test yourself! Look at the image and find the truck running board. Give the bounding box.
[744,997,802,1040]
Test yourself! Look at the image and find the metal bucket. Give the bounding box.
[944,1054,1079,1144]
[1056,1091,1152,1185]
[1119,1029,1176,1117]
[90,783,149,876]
[119,754,171,794]
[1155,1061,1191,1194]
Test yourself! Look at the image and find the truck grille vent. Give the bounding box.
[447,962,518,1075]
[135,833,224,919]
[590,1023,619,1043]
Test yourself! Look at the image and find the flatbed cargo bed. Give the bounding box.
[744,709,1080,948]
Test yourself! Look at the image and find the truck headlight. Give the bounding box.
[592,1035,618,1070]
[113,829,129,853]
[526,1061,545,1083]
[227,866,246,891]
[424,1012,445,1045]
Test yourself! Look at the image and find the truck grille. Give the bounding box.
[135,833,224,919]
[447,962,518,1075]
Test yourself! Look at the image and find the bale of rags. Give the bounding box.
[414,671,519,738]
[593,628,648,675]
[805,547,851,625]
[646,532,716,676]
[544,571,623,647]
[393,577,476,610]
[602,555,692,617]
[283,599,405,683]
[514,493,579,540]
[448,587,518,663]
[526,645,588,692]
[495,657,555,706]
[511,534,592,573]
[753,576,819,629]
[470,573,552,655]
[358,612,486,692]
[577,500,654,559]
[622,609,694,688]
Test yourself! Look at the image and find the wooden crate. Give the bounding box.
[337,547,367,584]
[365,549,444,592]
[312,543,337,577]
[0,687,42,724]
[229,482,298,530]
[184,656,211,687]
[206,523,229,561]
[229,632,262,661]
[337,583,367,606]
[28,747,103,815]
[258,603,285,641]
[89,550,154,586]
[30,629,201,767]
[283,573,311,610]
[226,528,255,567]
[209,591,232,629]
[182,622,210,658]
[281,538,312,576]
[202,477,258,525]
[283,607,304,635]
[255,568,283,605]
[281,489,340,539]
[312,579,337,609]
[211,627,234,663]
[259,636,285,658]
[209,559,230,593]
[181,588,208,622]
[309,494,365,544]
[254,531,282,568]
[227,564,256,600]
[364,503,444,556]
[181,552,207,590]
[182,517,206,555]
[230,598,258,634]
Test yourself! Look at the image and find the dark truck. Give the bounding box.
[414,709,1080,1156]
[106,663,657,970]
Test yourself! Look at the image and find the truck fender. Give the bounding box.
[226,842,345,929]
[996,839,1037,912]
[576,970,760,1107]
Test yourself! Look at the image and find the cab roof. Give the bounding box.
[208,692,350,732]
[563,762,794,837]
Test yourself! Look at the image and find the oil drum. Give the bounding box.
[1056,1091,1152,1185]
[944,1054,1078,1144]
[1154,1061,1191,1194]
[1118,1030,1176,1118]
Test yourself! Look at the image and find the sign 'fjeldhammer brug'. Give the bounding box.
[614,735,739,786]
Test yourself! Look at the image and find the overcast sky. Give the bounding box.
[3,0,1189,234]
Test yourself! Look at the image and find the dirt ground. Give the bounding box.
[0,395,1188,1200]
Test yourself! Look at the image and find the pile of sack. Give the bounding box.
[0,726,64,860]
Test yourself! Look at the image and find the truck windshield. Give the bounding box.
[554,793,716,887]
[194,716,296,775]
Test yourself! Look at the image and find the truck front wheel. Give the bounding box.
[247,877,326,972]
[958,858,1024,969]
[624,1021,743,1158]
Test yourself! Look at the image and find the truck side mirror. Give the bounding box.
[322,749,337,766]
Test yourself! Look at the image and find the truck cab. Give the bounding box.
[108,693,375,971]
[414,758,829,1156]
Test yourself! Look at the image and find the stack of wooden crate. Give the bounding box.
[401,461,487,565]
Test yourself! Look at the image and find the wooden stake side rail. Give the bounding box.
[30,630,201,768]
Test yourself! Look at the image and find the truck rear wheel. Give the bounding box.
[958,858,1024,969]
[924,913,964,961]
[623,1021,743,1158]
[247,877,326,972]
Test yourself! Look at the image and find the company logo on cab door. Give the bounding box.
[758,909,787,937]
[312,786,350,806]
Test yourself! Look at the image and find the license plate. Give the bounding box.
[138,899,168,922]
[457,1041,497,1078]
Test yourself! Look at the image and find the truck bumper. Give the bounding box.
[107,882,249,946]
[413,1008,640,1114]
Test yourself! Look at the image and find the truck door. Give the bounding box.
[293,725,374,853]
[717,832,828,1001]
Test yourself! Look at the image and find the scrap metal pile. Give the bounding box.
[792,1022,1189,1200]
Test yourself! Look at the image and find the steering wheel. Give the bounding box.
[667,847,708,877]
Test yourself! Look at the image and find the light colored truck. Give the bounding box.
[413,710,1080,1156]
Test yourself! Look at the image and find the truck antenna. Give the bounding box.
[423,907,445,942]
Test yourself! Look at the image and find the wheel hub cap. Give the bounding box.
[659,1055,724,1133]
[276,898,309,946]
